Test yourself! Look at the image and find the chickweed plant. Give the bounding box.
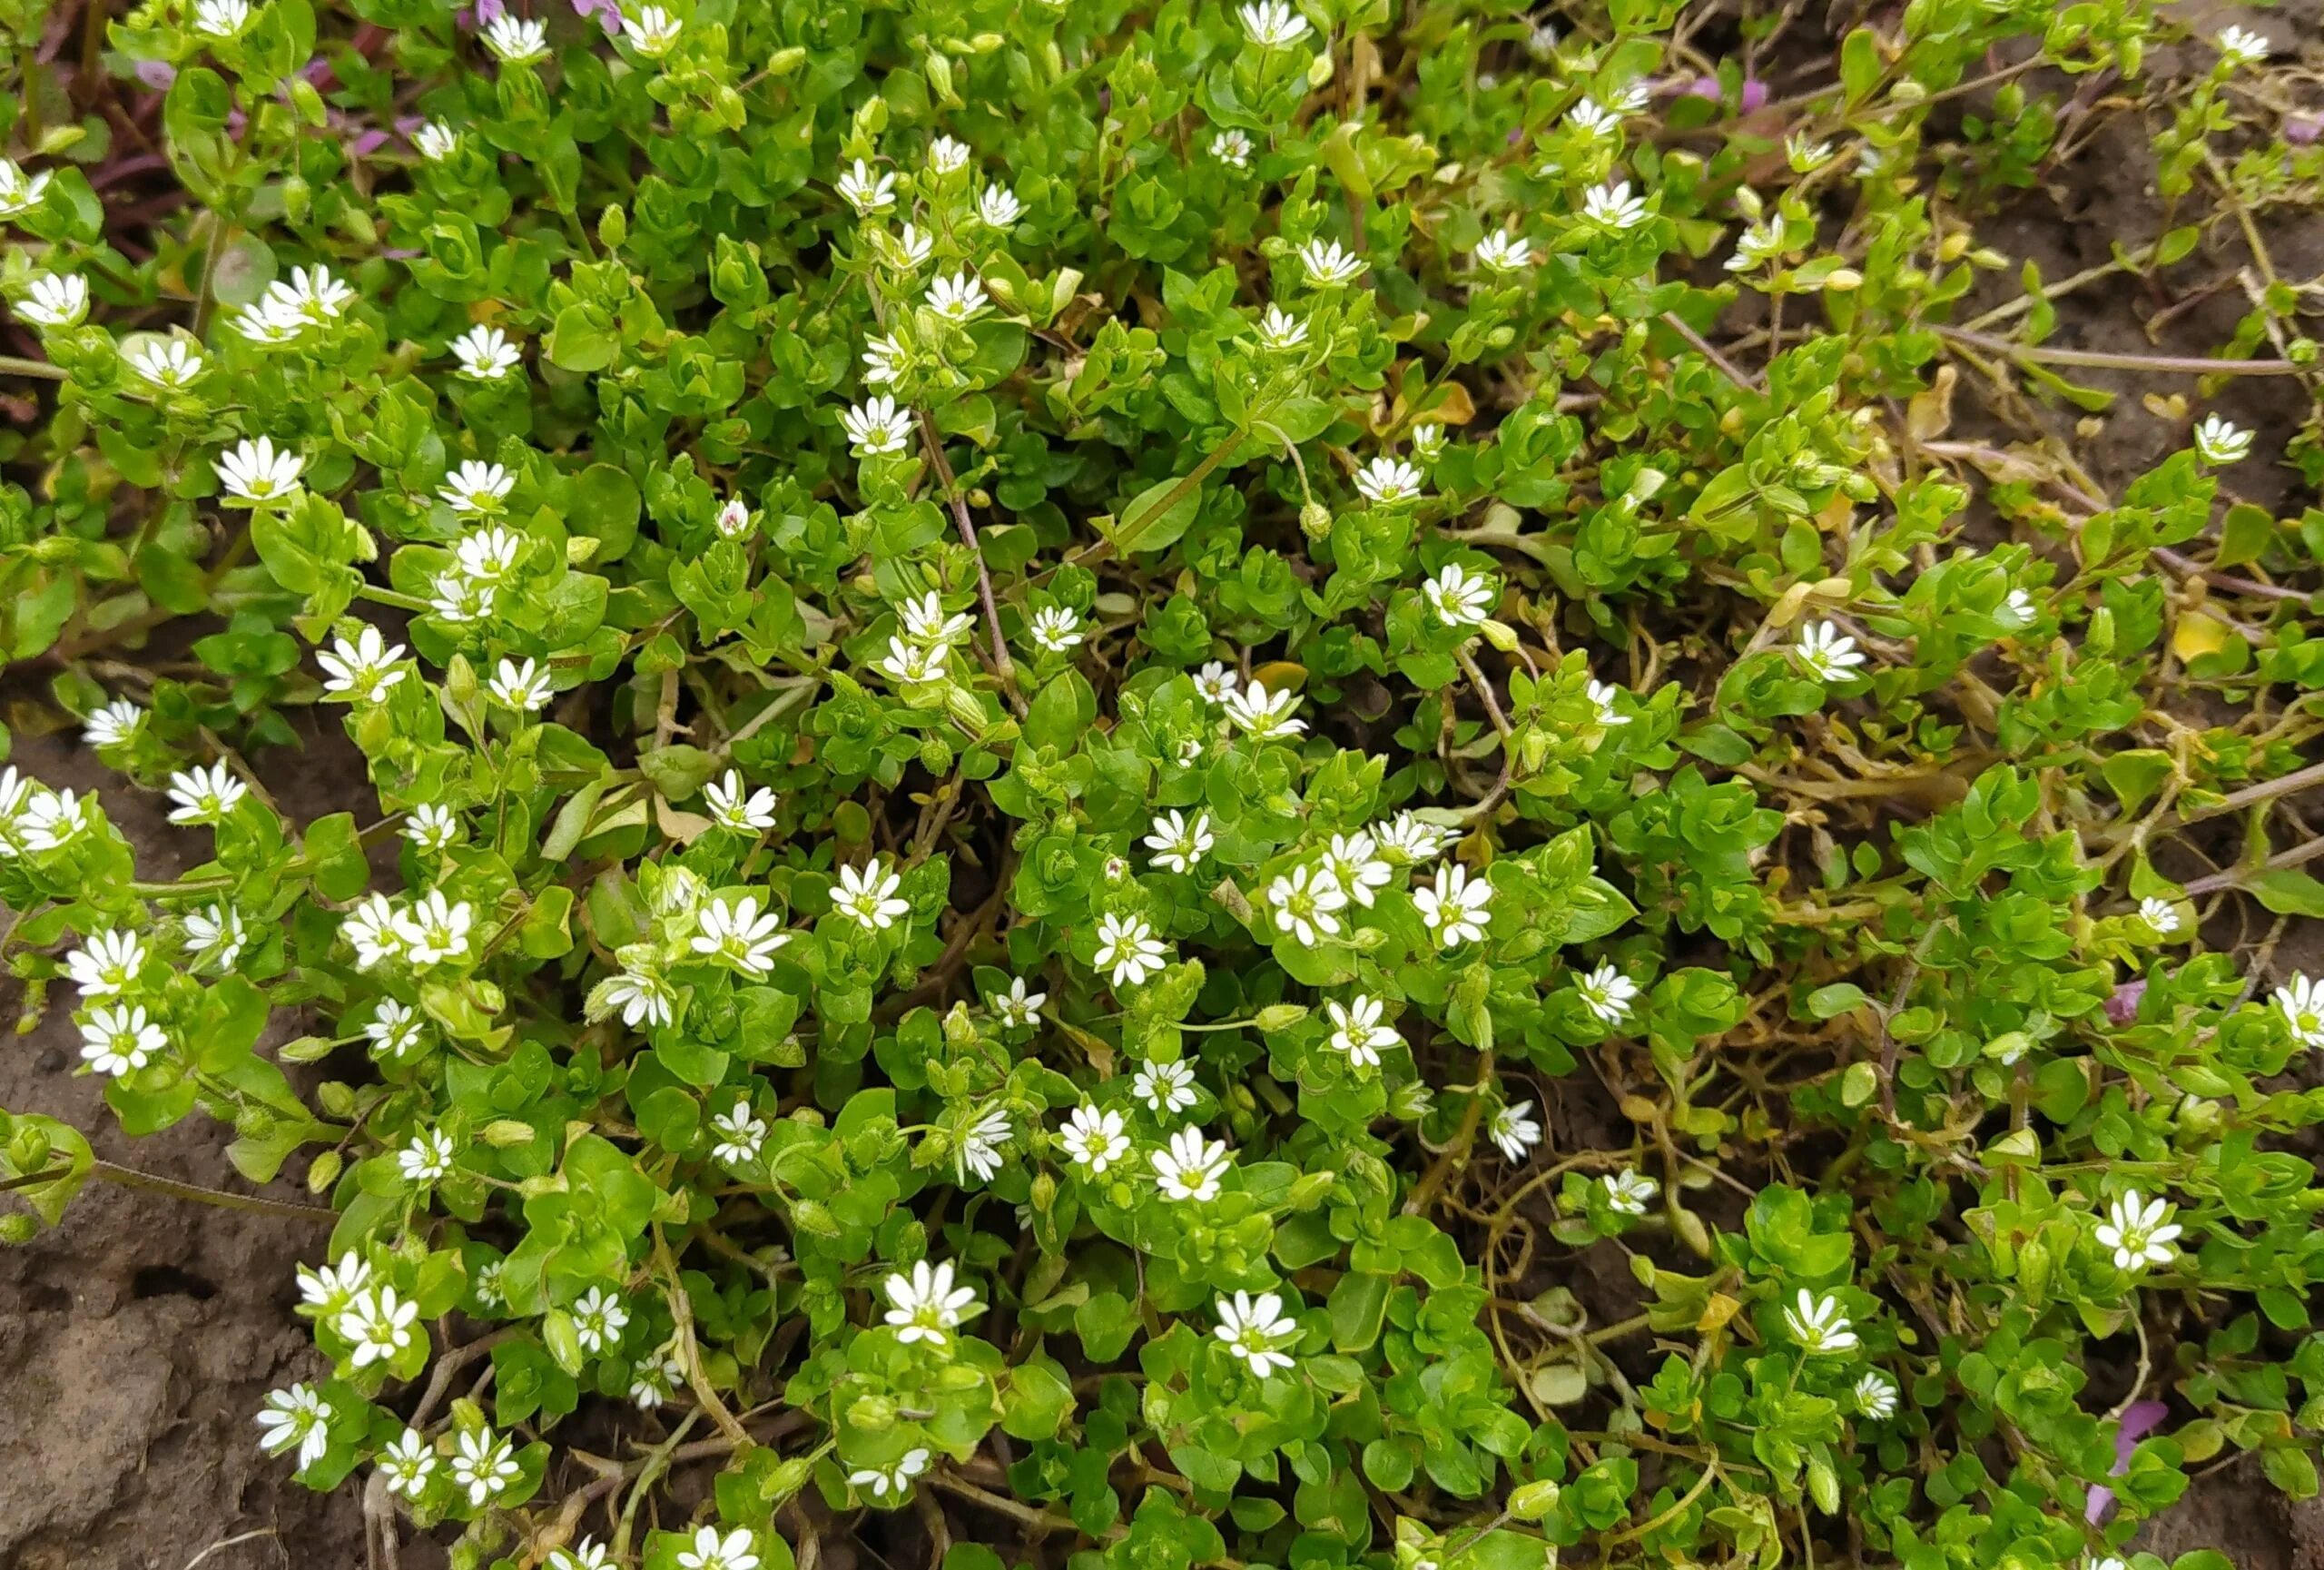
[1,0,2322,1566]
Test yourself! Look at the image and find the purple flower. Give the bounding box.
[2085,1400,2169,1522]
[2104,978,2148,1025]
[570,0,622,35]
[2287,114,2322,145]
[1739,77,1768,113]
[135,59,179,89]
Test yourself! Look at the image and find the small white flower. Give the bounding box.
[1237,0,1312,47]
[79,1002,167,1076]
[843,394,914,456]
[988,975,1045,1028]
[1783,1289,1859,1355]
[849,1448,931,1501]
[926,134,970,174]
[2003,588,2038,627]
[165,760,250,826]
[0,158,54,219]
[1565,97,1620,138]
[1143,808,1215,874]
[2216,25,2271,68]
[1854,1370,1898,1420]
[1602,1168,1659,1217]
[1254,303,1308,352]
[896,591,972,649]
[215,436,304,505]
[1793,619,1866,683]
[835,160,895,216]
[1211,129,1254,168]
[19,272,89,329]
[398,1126,458,1184]
[710,1102,767,1166]
[832,859,911,932]
[691,894,792,975]
[363,999,428,1061]
[1214,1290,1296,1377]
[1222,679,1305,741]
[876,635,947,685]
[194,2,254,43]
[1133,1059,1198,1115]
[1526,20,1560,58]
[455,526,527,585]
[1374,810,1456,864]
[378,1427,438,1499]
[414,121,459,161]
[1324,994,1400,1070]
[2191,413,2253,466]
[403,802,460,853]
[861,332,906,385]
[2137,895,2181,937]
[714,498,753,539]
[570,1286,630,1353]
[20,788,89,853]
[1488,1099,1541,1162]
[1581,181,1649,230]
[1584,678,1630,728]
[393,890,475,967]
[1094,911,1168,987]
[884,1259,980,1347]
[488,656,554,713]
[953,1106,1011,1182]
[1357,457,1428,508]
[1268,864,1348,947]
[1059,1105,1131,1174]
[1029,605,1085,653]
[1151,1124,1230,1201]
[1192,660,1241,705]
[341,894,405,971]
[621,5,681,55]
[448,1427,520,1506]
[588,964,673,1031]
[1420,561,1492,624]
[2274,973,2324,1048]
[184,903,248,971]
[231,302,306,345]
[1296,238,1366,288]
[2094,1189,2183,1271]
[704,770,777,834]
[318,626,408,703]
[1577,961,1640,1026]
[337,1284,421,1368]
[628,1357,684,1411]
[880,222,934,273]
[1414,862,1492,948]
[440,460,515,516]
[1785,133,1835,173]
[482,15,549,64]
[977,184,1023,227]
[924,271,990,322]
[255,1384,333,1470]
[262,266,354,325]
[127,339,205,388]
[1411,424,1446,463]
[450,324,522,380]
[83,697,144,749]
[1473,231,1531,273]
[677,1526,760,1570]
[1725,219,1785,272]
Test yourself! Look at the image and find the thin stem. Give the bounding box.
[913,410,1025,717]
[1935,324,2304,377]
[0,354,66,381]
[1660,311,1759,391]
[87,1158,335,1221]
[2184,834,2324,897]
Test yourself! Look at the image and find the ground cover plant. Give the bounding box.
[3,0,2324,1565]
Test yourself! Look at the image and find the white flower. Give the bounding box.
[337,1284,420,1368]
[262,266,354,325]
[1577,961,1640,1026]
[876,635,947,685]
[954,1106,1011,1182]
[1059,1105,1131,1173]
[363,999,427,1060]
[448,1427,520,1506]
[482,15,548,63]
[456,525,527,583]
[1473,231,1531,273]
[488,656,554,713]
[628,1357,684,1410]
[1143,808,1214,874]
[1583,678,1631,728]
[440,460,514,514]
[1324,994,1400,1070]
[836,158,895,215]
[861,332,905,385]
[884,1259,980,1347]
[1420,561,1492,624]
[2191,413,2252,466]
[1094,911,1167,988]
[1488,1099,1541,1162]
[318,626,408,703]
[1222,679,1305,741]
[1029,605,1085,652]
[1134,1059,1198,1115]
[1854,1370,1898,1420]
[832,859,911,932]
[1296,238,1366,288]
[1526,20,1560,57]
[2216,25,2271,68]
[232,302,306,345]
[414,121,458,161]
[404,802,459,853]
[1581,181,1649,230]
[83,697,143,749]
[924,271,990,321]
[1785,133,1835,172]
[1602,1168,1659,1216]
[19,272,88,329]
[20,788,88,852]
[393,890,475,967]
[1238,0,1312,47]
[1793,619,1866,683]
[570,1286,630,1353]
[1357,457,1428,508]
[399,1126,458,1184]
[0,158,53,219]
[127,339,205,388]
[80,1002,167,1076]
[898,590,974,648]
[1211,129,1254,168]
[165,760,250,826]
[704,770,777,834]
[65,925,145,1000]
[1565,97,1620,138]
[1411,424,1446,463]
[843,394,914,456]
[710,1103,767,1166]
[1374,809,1456,864]
[184,903,248,971]
[1414,862,1492,948]
[450,324,522,380]
[2003,588,2038,626]
[2274,973,2324,1048]
[1151,1124,1230,1201]
[341,894,405,971]
[977,184,1023,227]
[714,498,753,539]
[1252,304,1309,354]
[849,1448,930,1500]
[1783,1289,1859,1355]
[378,1427,437,1499]
[255,1384,332,1470]
[692,894,792,975]
[1192,661,1241,706]
[1725,220,1784,272]
[621,5,681,55]
[1214,1291,1296,1377]
[0,765,30,838]
[989,975,1045,1028]
[880,222,934,273]
[215,436,304,505]
[925,134,970,174]
[2094,1189,2183,1271]
[2138,895,2181,937]
[677,1526,760,1570]
[1268,864,1348,947]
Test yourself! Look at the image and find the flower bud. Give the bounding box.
[483,1119,537,1148]
[1254,1002,1308,1032]
[1286,1170,1336,1210]
[1300,499,1334,540]
[1481,618,1519,653]
[306,1150,342,1193]
[848,1393,899,1432]
[1507,1478,1561,1519]
[0,1213,37,1245]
